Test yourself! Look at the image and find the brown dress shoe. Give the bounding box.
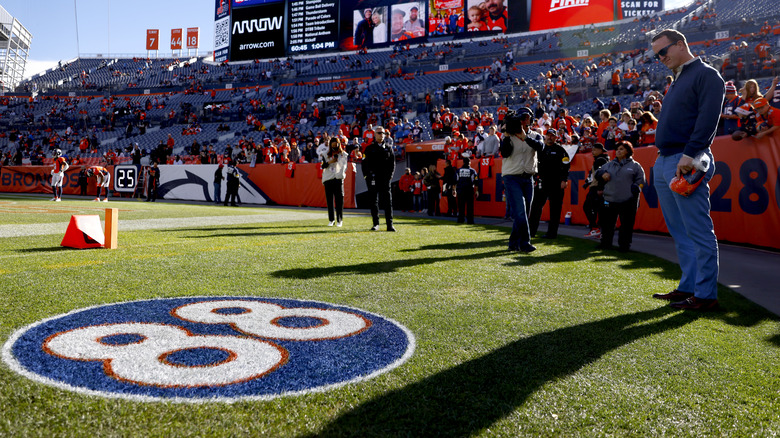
[670,296,719,311]
[652,289,694,301]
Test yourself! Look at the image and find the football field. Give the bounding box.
[1,195,778,437]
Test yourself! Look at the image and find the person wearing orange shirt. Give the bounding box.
[496,103,509,121]
[362,124,375,146]
[755,41,771,60]
[78,136,89,153]
[638,111,658,146]
[50,149,69,202]
[87,166,111,202]
[611,69,621,95]
[596,109,612,140]
[753,97,780,140]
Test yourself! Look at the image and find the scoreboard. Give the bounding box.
[214,0,625,62]
[288,0,339,53]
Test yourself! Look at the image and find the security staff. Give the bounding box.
[455,157,478,224]
[145,161,160,202]
[224,163,240,207]
[529,129,570,239]
[361,126,396,231]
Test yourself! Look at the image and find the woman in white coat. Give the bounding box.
[322,137,349,227]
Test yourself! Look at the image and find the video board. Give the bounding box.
[216,0,623,61]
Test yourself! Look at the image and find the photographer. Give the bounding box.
[500,108,543,253]
[322,137,349,227]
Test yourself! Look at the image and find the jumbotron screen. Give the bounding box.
[215,0,635,62]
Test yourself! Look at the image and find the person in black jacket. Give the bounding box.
[224,164,240,207]
[441,159,458,217]
[422,164,441,216]
[582,143,610,237]
[529,130,570,239]
[213,164,224,204]
[145,161,160,202]
[361,126,396,231]
[455,157,478,224]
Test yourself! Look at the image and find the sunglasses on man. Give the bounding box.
[654,42,677,60]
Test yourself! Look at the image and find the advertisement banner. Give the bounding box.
[529,0,621,31]
[240,162,357,209]
[433,0,463,9]
[0,166,113,197]
[187,27,200,49]
[232,0,284,8]
[214,16,231,62]
[215,0,230,20]
[621,0,663,18]
[146,29,159,51]
[171,29,183,50]
[229,2,287,61]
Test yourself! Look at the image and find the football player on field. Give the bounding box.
[87,166,111,202]
[50,149,69,202]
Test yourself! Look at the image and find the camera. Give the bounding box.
[502,107,534,135]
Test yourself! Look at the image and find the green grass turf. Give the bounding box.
[1,196,779,437]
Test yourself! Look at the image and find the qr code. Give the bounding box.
[214,18,229,49]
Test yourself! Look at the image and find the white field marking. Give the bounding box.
[0,212,328,238]
[1,296,416,404]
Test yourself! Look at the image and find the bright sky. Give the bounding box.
[7,0,693,80]
[3,0,215,79]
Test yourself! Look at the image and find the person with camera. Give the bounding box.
[322,137,349,227]
[500,107,544,253]
[362,126,396,231]
[528,129,570,239]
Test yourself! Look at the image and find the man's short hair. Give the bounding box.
[652,29,687,46]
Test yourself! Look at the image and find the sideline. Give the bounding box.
[2,194,777,316]
[464,214,780,317]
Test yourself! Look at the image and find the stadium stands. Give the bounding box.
[2,0,778,167]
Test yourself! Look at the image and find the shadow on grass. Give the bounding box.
[501,238,683,282]
[301,307,695,437]
[163,224,325,233]
[180,230,334,239]
[271,249,510,279]
[15,246,70,253]
[398,238,508,252]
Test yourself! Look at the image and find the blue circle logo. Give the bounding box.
[2,297,415,403]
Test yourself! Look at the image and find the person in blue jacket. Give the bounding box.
[650,29,724,311]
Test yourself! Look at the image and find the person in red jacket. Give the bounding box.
[398,167,415,212]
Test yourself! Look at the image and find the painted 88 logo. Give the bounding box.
[3,297,414,402]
